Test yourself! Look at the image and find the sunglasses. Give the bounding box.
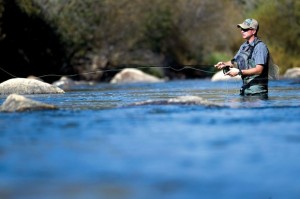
[241,28,252,32]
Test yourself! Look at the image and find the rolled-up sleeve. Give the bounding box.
[253,43,269,66]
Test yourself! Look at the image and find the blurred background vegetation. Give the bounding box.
[0,0,299,82]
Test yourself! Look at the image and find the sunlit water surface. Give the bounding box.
[0,79,300,199]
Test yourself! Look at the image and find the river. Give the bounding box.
[0,79,300,199]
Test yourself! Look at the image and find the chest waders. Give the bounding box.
[234,39,267,96]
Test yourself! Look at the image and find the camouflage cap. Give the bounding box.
[237,18,258,30]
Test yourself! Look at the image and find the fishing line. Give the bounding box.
[0,64,216,79]
[0,64,242,97]
[0,64,257,99]
[0,67,18,78]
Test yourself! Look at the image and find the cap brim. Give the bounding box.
[237,24,250,29]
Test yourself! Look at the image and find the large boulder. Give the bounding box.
[0,78,64,95]
[211,70,241,82]
[0,94,58,112]
[283,68,300,79]
[110,68,162,84]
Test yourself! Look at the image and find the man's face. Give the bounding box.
[240,28,256,40]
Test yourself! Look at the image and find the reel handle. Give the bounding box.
[222,66,231,74]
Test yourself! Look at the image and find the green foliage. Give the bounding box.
[206,52,233,66]
[142,1,174,53]
[1,0,299,81]
[15,0,41,16]
[0,0,70,82]
[250,0,300,72]
[35,0,243,64]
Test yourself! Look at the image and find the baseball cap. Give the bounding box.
[237,18,258,30]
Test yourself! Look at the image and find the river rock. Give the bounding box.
[0,94,58,112]
[0,78,64,95]
[27,75,44,82]
[128,95,224,107]
[52,76,96,90]
[110,68,162,84]
[211,70,241,82]
[52,76,76,90]
[283,68,300,79]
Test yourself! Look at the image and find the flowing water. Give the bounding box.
[0,79,300,199]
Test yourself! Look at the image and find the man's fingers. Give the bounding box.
[214,62,224,67]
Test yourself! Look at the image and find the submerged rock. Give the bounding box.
[0,78,64,95]
[128,95,224,107]
[110,68,162,84]
[0,94,58,112]
[52,76,75,88]
[52,76,96,90]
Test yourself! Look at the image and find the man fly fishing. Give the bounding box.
[215,18,273,97]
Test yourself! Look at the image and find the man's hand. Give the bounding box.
[225,68,240,77]
[214,61,231,70]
